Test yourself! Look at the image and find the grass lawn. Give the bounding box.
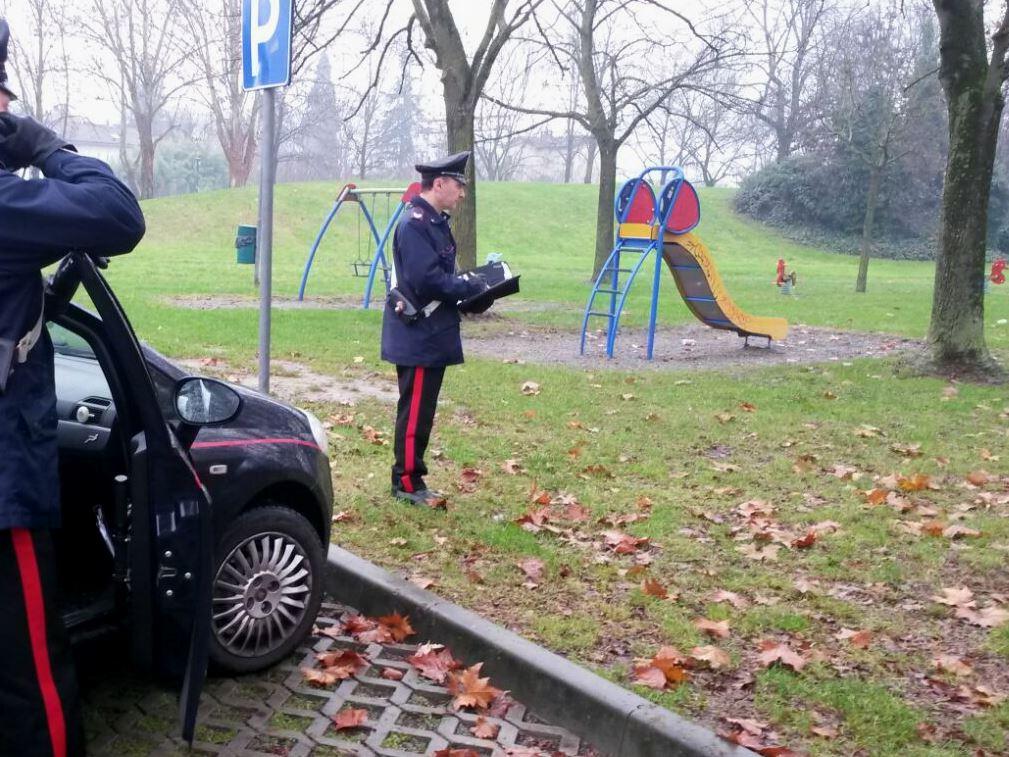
[99,180,1009,756]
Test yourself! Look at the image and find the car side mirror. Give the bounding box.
[174,377,241,426]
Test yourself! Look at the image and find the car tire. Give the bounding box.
[208,505,325,674]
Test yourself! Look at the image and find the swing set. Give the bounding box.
[297,182,421,308]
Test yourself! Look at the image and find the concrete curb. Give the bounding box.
[325,545,756,757]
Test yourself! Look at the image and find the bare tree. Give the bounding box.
[178,0,353,188]
[2,0,72,135]
[741,0,829,162]
[475,50,539,181]
[178,0,259,187]
[823,10,923,294]
[493,0,738,275]
[925,1,1009,376]
[81,0,190,198]
[359,0,544,268]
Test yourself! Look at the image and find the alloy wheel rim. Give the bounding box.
[211,530,312,658]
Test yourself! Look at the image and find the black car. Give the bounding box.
[47,254,333,739]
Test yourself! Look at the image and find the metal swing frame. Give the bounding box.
[297,183,420,308]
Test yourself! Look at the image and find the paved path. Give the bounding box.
[81,600,598,756]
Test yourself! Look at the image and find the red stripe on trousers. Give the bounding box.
[12,529,67,757]
[401,366,425,493]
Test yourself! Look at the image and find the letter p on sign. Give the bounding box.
[242,0,293,90]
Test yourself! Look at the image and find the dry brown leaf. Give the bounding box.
[380,667,405,681]
[407,646,462,684]
[694,618,731,639]
[931,587,976,607]
[834,628,873,649]
[737,543,780,562]
[315,649,369,679]
[331,707,368,730]
[448,663,503,710]
[757,640,807,671]
[642,578,670,599]
[377,613,416,642]
[301,666,340,687]
[516,557,546,587]
[956,605,1009,628]
[791,529,818,549]
[710,590,749,609]
[470,716,500,739]
[520,381,541,396]
[690,645,731,669]
[933,655,973,677]
[966,470,991,486]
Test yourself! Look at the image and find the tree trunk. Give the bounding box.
[775,130,792,162]
[855,166,882,293]
[133,111,156,199]
[927,2,1001,373]
[583,139,597,184]
[563,119,576,183]
[446,101,477,270]
[592,139,617,277]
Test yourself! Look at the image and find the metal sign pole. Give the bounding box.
[257,87,276,394]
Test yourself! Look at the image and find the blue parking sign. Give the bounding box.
[242,0,293,90]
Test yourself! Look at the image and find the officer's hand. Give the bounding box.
[0,113,73,171]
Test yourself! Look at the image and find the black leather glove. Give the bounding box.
[0,113,73,171]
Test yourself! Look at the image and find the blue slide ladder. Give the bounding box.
[580,167,688,359]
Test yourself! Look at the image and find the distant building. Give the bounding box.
[63,117,138,165]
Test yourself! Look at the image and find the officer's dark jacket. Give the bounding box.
[0,150,145,531]
[380,196,482,367]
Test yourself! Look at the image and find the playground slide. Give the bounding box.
[661,231,788,342]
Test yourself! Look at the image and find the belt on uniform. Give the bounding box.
[0,300,44,394]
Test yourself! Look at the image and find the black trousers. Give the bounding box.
[392,365,446,493]
[0,528,84,757]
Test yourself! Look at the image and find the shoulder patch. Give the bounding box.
[411,210,424,220]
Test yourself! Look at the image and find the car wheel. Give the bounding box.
[209,505,325,674]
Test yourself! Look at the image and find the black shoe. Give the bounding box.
[391,487,448,508]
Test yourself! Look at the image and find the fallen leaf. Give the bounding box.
[827,464,860,480]
[315,650,369,679]
[301,666,340,687]
[757,640,807,671]
[942,524,981,539]
[834,628,872,649]
[332,511,355,523]
[956,605,1009,628]
[791,529,818,549]
[931,587,976,607]
[933,654,973,677]
[380,667,405,681]
[331,707,368,730]
[516,557,546,587]
[898,473,934,492]
[891,442,923,458]
[691,645,731,669]
[448,663,503,710]
[694,618,731,639]
[377,613,416,642]
[602,530,650,554]
[740,402,757,412]
[520,381,541,396]
[502,459,524,475]
[642,578,670,599]
[408,646,462,684]
[737,543,780,562]
[434,750,482,757]
[470,716,499,739]
[710,590,748,609]
[966,470,991,486]
[409,574,435,590]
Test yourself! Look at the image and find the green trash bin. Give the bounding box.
[235,224,257,264]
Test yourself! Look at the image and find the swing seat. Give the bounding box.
[351,260,388,278]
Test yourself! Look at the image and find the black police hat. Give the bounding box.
[0,19,16,101]
[415,150,470,185]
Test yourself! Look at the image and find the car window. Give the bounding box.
[148,362,180,421]
[49,322,95,359]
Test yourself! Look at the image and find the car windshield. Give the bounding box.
[49,322,95,359]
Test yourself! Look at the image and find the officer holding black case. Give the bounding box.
[381,151,489,506]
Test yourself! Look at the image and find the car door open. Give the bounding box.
[73,254,213,743]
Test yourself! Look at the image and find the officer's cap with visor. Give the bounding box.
[0,19,16,101]
[415,150,470,185]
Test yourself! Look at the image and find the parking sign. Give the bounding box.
[242,0,293,90]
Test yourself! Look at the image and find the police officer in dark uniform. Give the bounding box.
[0,19,146,755]
[382,151,488,506]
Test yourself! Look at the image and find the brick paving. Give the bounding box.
[81,600,599,756]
